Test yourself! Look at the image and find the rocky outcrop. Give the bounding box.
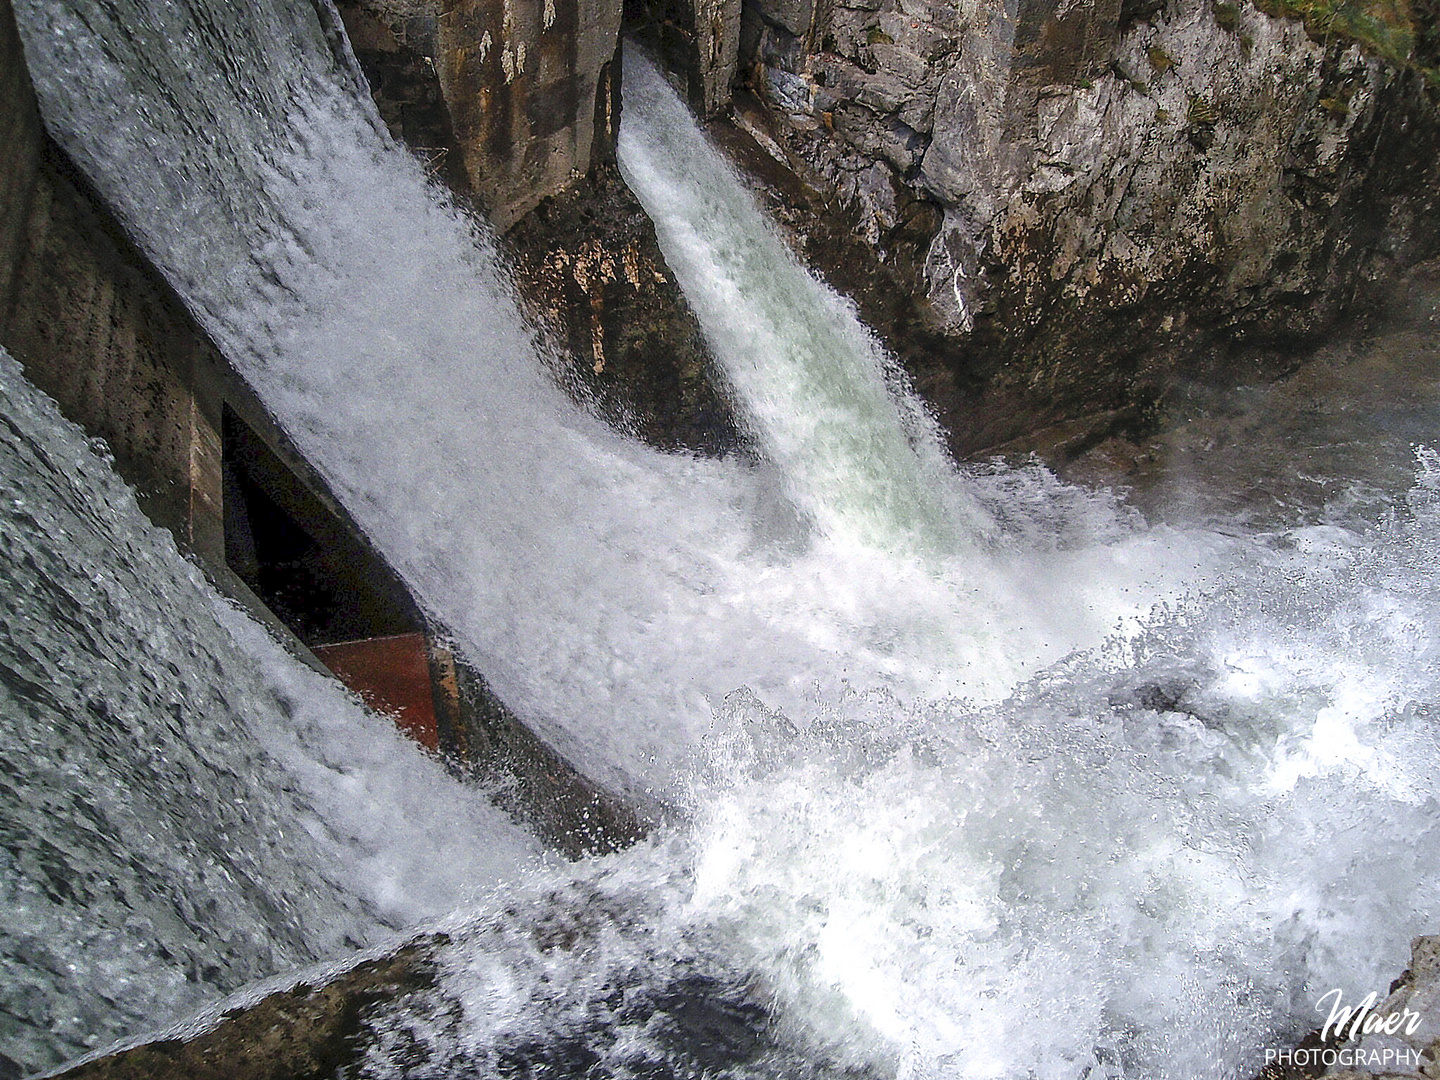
[342,0,624,230]
[337,4,472,192]
[51,915,1440,1080]
[626,0,744,115]
[342,2,741,455]
[48,883,824,1080]
[50,944,442,1080]
[505,162,743,455]
[338,0,1440,460]
[438,0,624,228]
[735,0,1440,453]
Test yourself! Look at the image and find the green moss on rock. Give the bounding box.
[1250,0,1437,85]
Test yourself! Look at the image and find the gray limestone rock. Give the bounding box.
[751,0,816,38]
[735,0,1440,450]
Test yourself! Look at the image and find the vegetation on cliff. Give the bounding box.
[1252,0,1440,84]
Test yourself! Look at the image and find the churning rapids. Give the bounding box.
[4,0,1440,1076]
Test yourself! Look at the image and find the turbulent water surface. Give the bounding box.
[5,2,1440,1078]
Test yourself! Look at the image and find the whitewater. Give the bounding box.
[4,0,1440,1076]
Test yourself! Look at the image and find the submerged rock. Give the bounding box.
[49,878,858,1080]
[51,945,441,1080]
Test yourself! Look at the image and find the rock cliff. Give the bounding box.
[339,0,623,230]
[343,0,744,456]
[505,163,743,455]
[735,0,1440,453]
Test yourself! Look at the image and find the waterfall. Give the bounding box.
[10,0,1173,797]
[0,347,541,1073]
[6,1,1440,1078]
[617,51,988,556]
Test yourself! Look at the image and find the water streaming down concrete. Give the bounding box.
[5,1,1440,1078]
[0,347,544,1074]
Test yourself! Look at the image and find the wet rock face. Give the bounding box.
[1054,260,1440,521]
[52,883,857,1080]
[626,0,744,116]
[342,0,1440,461]
[319,881,861,1080]
[342,3,740,456]
[437,0,625,229]
[51,946,440,1080]
[503,162,744,457]
[737,0,1440,453]
[338,6,472,193]
[342,0,624,230]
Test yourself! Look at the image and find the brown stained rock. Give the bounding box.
[42,891,813,1080]
[52,943,442,1080]
[339,5,742,457]
[503,161,745,457]
[436,0,625,230]
[341,0,626,231]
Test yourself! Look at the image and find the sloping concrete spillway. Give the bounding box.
[4,0,1440,1077]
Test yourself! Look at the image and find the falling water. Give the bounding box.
[11,0,1176,797]
[6,1,1440,1078]
[617,52,986,555]
[0,347,542,1073]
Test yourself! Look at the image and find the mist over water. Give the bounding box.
[5,2,1440,1078]
[671,496,1440,1079]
